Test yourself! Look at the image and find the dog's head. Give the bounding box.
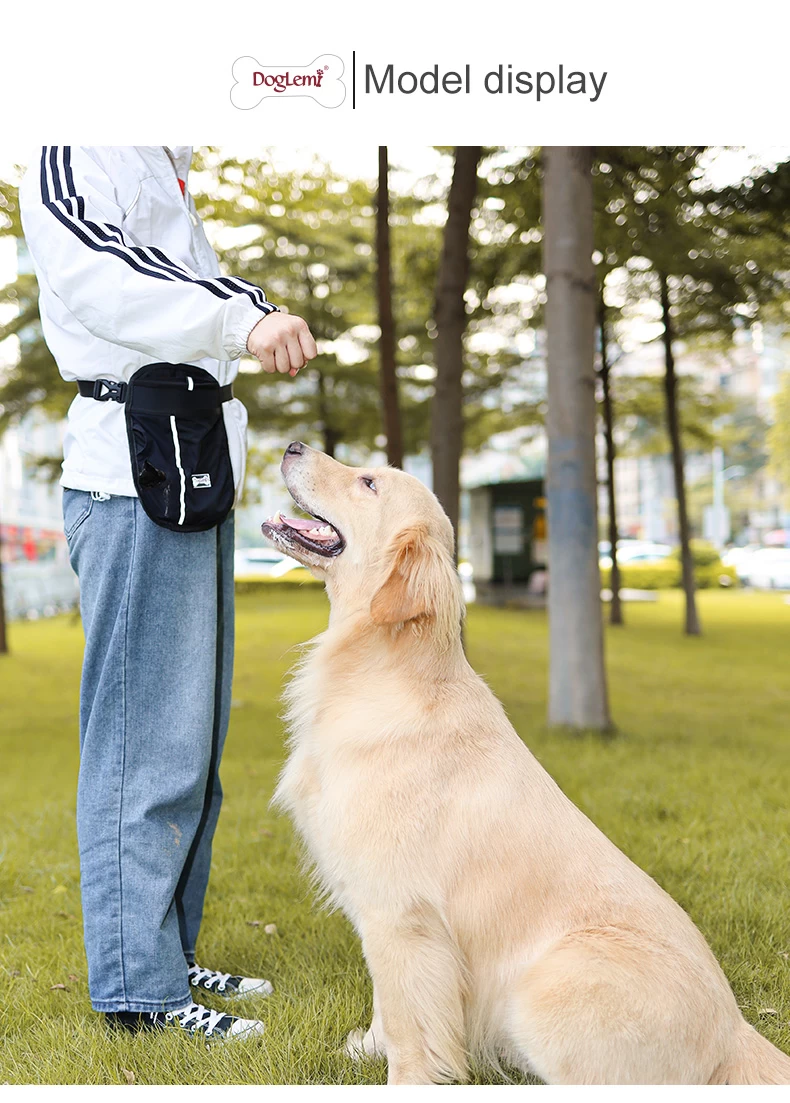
[262,442,463,638]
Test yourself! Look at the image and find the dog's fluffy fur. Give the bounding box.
[263,444,790,1085]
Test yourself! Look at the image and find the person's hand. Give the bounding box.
[246,312,318,377]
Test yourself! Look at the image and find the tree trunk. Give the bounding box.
[316,369,338,458]
[430,146,481,557]
[376,147,403,468]
[659,272,701,637]
[598,293,623,626]
[543,146,611,731]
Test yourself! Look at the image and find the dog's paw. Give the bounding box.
[345,1027,386,1060]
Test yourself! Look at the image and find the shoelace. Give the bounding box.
[188,964,234,992]
[167,1002,228,1037]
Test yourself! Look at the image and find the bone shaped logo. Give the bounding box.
[231,54,345,110]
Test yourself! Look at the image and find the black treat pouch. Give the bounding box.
[125,363,235,533]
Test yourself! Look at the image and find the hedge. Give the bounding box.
[600,560,737,590]
[235,561,738,597]
[234,571,322,594]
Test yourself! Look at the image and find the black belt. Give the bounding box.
[77,377,233,416]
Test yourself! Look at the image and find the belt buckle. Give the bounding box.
[93,378,127,403]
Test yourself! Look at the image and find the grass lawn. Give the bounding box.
[1,587,789,1084]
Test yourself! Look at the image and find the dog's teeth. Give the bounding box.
[272,511,282,525]
[319,525,331,535]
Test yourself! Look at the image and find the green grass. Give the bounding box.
[1,588,789,1084]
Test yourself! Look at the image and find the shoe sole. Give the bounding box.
[191,980,274,999]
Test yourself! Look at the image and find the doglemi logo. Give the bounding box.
[191,473,212,489]
[231,54,345,110]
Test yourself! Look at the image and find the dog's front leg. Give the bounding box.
[359,906,468,1085]
[346,985,386,1060]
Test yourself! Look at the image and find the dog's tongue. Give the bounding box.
[281,515,319,531]
[271,513,338,543]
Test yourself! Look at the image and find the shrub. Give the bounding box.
[234,572,322,594]
[600,560,737,590]
[699,563,738,589]
[670,539,722,568]
[601,560,679,590]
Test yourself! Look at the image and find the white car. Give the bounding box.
[741,548,790,590]
[721,545,759,582]
[599,542,673,569]
[233,546,302,580]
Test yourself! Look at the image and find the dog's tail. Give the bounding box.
[709,1022,790,1085]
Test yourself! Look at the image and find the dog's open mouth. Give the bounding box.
[261,510,345,558]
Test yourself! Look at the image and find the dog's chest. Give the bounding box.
[276,649,445,915]
[276,737,372,915]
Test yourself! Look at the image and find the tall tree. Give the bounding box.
[375,147,403,467]
[543,146,611,731]
[596,148,732,635]
[658,270,700,633]
[431,146,481,551]
[598,291,623,625]
[595,145,790,631]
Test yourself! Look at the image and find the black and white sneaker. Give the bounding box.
[106,1001,265,1040]
[188,962,274,999]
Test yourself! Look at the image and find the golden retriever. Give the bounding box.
[261,441,790,1086]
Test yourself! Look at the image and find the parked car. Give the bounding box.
[740,547,790,590]
[721,545,760,582]
[233,547,302,580]
[599,541,673,569]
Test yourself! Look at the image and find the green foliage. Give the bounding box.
[595,147,787,338]
[592,148,789,493]
[670,539,722,568]
[233,574,320,593]
[601,559,737,590]
[612,372,735,457]
[191,151,382,455]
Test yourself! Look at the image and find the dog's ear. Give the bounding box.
[370,524,462,633]
[370,526,430,625]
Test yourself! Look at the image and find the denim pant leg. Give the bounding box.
[64,489,234,1013]
[175,511,235,964]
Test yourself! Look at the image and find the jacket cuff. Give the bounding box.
[222,296,279,360]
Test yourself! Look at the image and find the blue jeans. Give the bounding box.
[63,489,234,1013]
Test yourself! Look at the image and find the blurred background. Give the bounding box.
[0,145,789,623]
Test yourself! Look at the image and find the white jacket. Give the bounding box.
[19,146,278,498]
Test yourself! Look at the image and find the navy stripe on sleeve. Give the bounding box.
[41,147,278,313]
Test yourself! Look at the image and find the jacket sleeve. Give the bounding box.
[19,146,278,362]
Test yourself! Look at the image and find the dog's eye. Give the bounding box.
[360,476,377,493]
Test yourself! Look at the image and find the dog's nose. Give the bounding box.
[285,441,305,457]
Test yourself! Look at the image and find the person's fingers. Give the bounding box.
[273,344,290,374]
[286,338,306,373]
[298,327,318,361]
[256,347,275,374]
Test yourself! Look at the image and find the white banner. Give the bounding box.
[1,0,788,145]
